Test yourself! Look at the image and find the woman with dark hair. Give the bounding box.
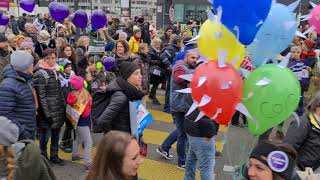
[86,131,143,180]
[245,141,300,180]
[109,40,131,75]
[58,43,78,75]
[284,91,320,171]
[75,36,90,78]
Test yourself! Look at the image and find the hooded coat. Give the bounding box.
[33,60,66,130]
[0,65,36,140]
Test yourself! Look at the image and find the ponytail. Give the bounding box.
[0,145,15,180]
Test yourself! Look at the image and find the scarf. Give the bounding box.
[116,77,145,101]
[301,50,317,60]
[38,59,58,79]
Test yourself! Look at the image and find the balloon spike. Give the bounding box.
[188,34,201,42]
[256,77,272,86]
[218,49,227,68]
[221,81,232,90]
[207,0,213,5]
[303,26,316,35]
[178,74,193,82]
[278,53,291,68]
[300,14,312,21]
[198,94,211,107]
[295,30,307,39]
[242,92,254,100]
[288,0,301,12]
[207,8,216,22]
[230,55,240,67]
[235,103,255,123]
[195,111,205,122]
[310,1,317,8]
[217,6,223,24]
[197,76,207,87]
[175,88,192,94]
[211,108,222,120]
[186,102,199,116]
[256,20,264,27]
[233,26,240,41]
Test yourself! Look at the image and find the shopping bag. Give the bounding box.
[297,167,320,180]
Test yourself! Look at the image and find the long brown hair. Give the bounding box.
[86,131,135,180]
[307,91,320,114]
[115,40,130,55]
[0,145,15,180]
[58,43,78,64]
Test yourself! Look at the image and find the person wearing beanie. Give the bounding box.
[66,76,93,171]
[129,28,142,56]
[35,30,50,58]
[33,48,66,166]
[96,61,144,135]
[0,116,57,180]
[0,51,36,141]
[246,141,300,180]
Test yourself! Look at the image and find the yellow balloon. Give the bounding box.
[198,20,246,69]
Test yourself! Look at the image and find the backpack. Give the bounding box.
[91,90,118,133]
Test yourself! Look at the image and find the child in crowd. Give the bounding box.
[85,56,115,94]
[67,76,93,172]
[58,59,74,153]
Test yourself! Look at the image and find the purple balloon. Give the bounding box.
[0,15,9,26]
[91,10,107,29]
[48,2,69,23]
[20,0,36,13]
[102,57,116,71]
[72,10,88,29]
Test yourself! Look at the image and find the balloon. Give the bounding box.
[20,0,36,13]
[48,2,69,23]
[247,3,297,67]
[0,15,9,26]
[308,4,320,33]
[72,10,88,28]
[102,56,116,71]
[212,0,272,45]
[91,10,107,29]
[197,20,246,69]
[190,61,243,125]
[242,64,301,136]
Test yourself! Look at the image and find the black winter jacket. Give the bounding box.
[33,64,66,130]
[0,65,36,140]
[284,114,320,170]
[97,80,131,133]
[184,94,219,138]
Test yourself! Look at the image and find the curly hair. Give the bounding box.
[58,43,78,64]
[0,145,15,180]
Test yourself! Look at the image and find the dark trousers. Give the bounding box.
[149,75,161,98]
[164,73,171,110]
[40,127,61,159]
[61,119,73,148]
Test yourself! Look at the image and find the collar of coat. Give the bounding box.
[308,114,320,129]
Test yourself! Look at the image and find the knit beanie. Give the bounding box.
[0,33,7,42]
[119,61,140,80]
[69,76,84,90]
[250,142,295,179]
[37,30,50,44]
[133,28,141,35]
[10,50,34,72]
[304,39,315,49]
[0,116,19,146]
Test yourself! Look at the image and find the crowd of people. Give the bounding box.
[0,11,320,180]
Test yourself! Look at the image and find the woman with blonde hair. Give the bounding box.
[0,116,56,180]
[86,131,143,180]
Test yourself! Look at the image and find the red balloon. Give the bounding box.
[191,61,243,125]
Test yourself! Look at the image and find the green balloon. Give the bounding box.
[243,64,301,136]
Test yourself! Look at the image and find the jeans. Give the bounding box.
[184,135,216,180]
[172,111,187,165]
[40,128,61,159]
[164,73,171,110]
[72,126,93,164]
[161,128,178,152]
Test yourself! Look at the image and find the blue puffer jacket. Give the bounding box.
[0,65,36,140]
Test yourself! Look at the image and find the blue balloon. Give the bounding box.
[212,0,272,45]
[247,3,297,67]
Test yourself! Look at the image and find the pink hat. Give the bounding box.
[69,76,84,90]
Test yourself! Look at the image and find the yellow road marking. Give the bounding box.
[146,95,165,104]
[149,109,173,123]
